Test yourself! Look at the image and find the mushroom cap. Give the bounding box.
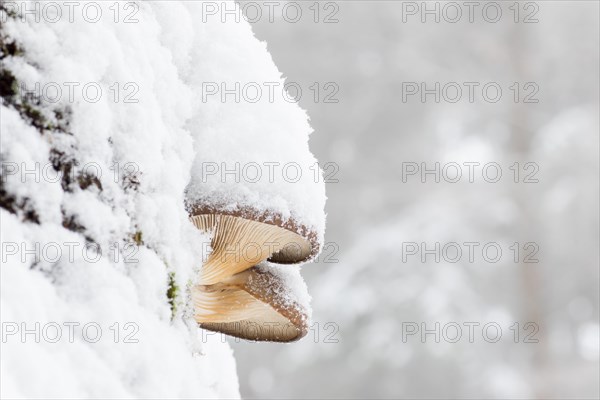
[190,205,319,285]
[193,265,309,342]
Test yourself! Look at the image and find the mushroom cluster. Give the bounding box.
[183,9,326,343]
[190,207,317,342]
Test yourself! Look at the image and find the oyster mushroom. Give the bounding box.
[193,264,310,342]
[190,206,319,285]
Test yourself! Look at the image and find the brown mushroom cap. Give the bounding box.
[189,205,319,285]
[193,266,309,342]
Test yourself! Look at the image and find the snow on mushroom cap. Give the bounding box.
[184,1,327,252]
[253,262,312,320]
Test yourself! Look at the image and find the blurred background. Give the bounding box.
[231,1,599,398]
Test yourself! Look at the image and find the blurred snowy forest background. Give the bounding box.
[231,1,599,398]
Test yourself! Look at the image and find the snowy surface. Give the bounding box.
[0,1,323,397]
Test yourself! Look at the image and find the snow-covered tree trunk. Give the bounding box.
[1,1,325,397]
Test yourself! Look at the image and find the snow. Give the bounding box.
[1,0,323,397]
[255,262,312,319]
[183,2,327,245]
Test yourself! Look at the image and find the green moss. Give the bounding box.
[166,271,179,318]
[132,231,143,246]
